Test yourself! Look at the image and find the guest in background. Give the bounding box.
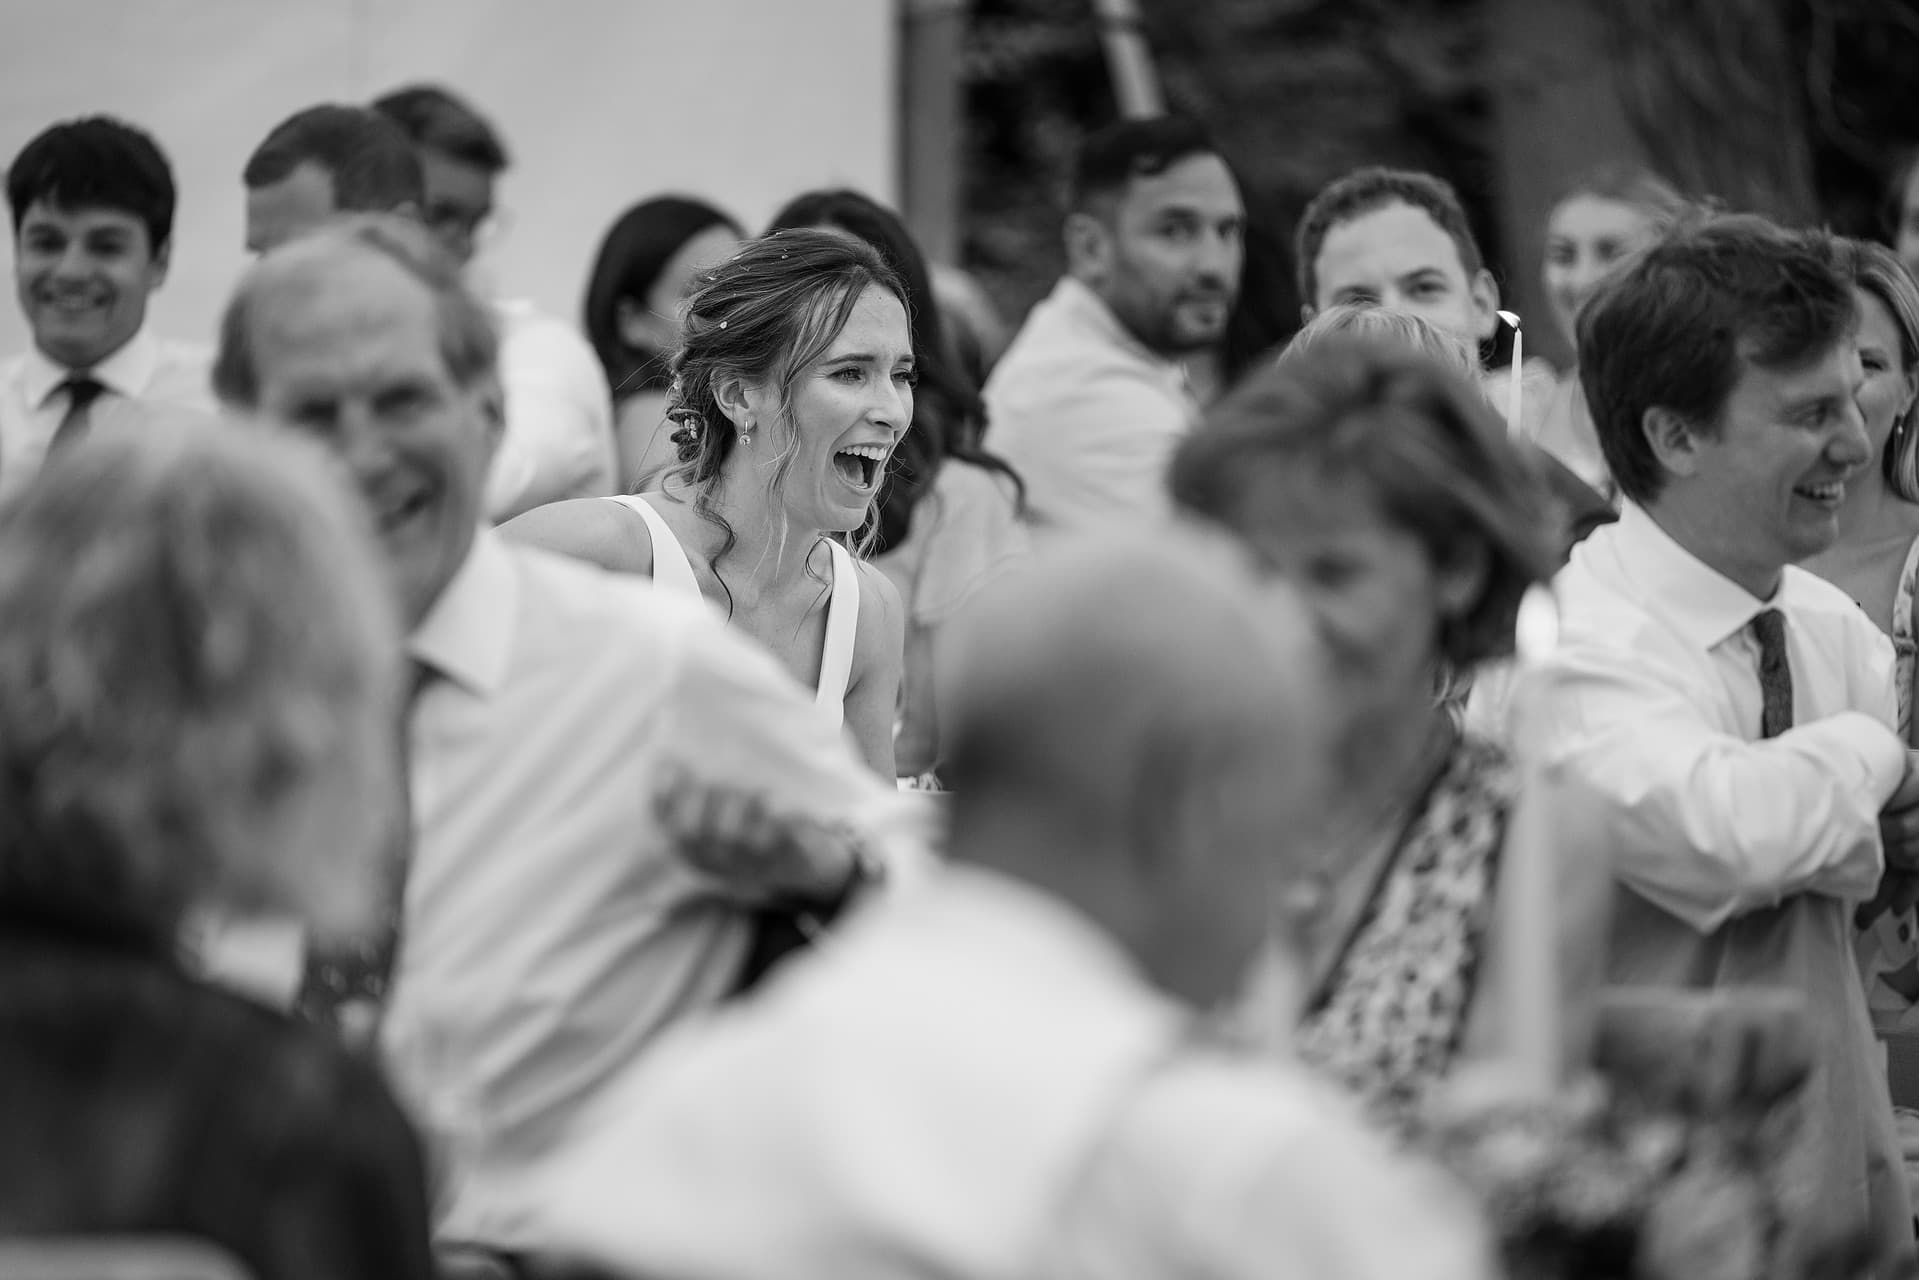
[213,214,912,1253]
[985,115,1243,533]
[242,104,423,254]
[528,532,1495,1280]
[0,422,431,1280]
[1523,214,1917,1271]
[1294,165,1614,556]
[0,116,214,504]
[1536,165,1689,494]
[766,189,1027,778]
[1172,331,1566,1122]
[582,196,743,487]
[505,230,910,777]
[1802,240,1919,732]
[931,263,1009,395]
[373,85,617,519]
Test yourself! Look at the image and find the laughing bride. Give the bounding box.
[503,229,910,778]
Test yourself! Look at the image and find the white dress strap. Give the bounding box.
[815,541,861,726]
[603,494,702,603]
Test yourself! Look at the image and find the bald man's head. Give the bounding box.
[942,527,1331,1006]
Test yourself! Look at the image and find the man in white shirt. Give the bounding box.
[372,84,616,520]
[529,532,1495,1280]
[0,117,214,503]
[983,116,1242,533]
[1520,213,1919,1272]
[210,213,909,1252]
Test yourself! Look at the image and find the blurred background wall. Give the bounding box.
[0,0,897,354]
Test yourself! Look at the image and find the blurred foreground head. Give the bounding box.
[939,527,1330,1006]
[0,422,403,953]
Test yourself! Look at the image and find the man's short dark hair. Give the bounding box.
[242,104,424,212]
[7,116,176,252]
[1293,167,1484,304]
[1069,115,1225,214]
[370,84,510,173]
[1579,213,1856,505]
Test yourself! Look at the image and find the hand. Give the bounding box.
[1880,751,1919,873]
[654,767,859,905]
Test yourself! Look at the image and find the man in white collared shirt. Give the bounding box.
[1521,214,1919,1270]
[211,213,909,1253]
[983,116,1242,533]
[371,85,616,521]
[531,534,1494,1280]
[0,117,213,503]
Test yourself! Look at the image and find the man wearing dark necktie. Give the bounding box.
[0,116,215,504]
[1521,215,1919,1273]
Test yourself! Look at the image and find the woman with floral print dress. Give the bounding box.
[1171,317,1569,1122]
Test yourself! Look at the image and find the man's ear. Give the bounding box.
[148,238,172,289]
[1469,268,1501,343]
[1643,405,1704,480]
[1063,211,1114,286]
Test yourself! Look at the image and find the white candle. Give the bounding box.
[1498,309,1524,436]
[1500,582,1563,1096]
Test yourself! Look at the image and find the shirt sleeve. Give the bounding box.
[1518,645,1907,933]
[656,609,932,882]
[910,465,1030,624]
[485,314,617,522]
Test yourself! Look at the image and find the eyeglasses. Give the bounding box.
[424,203,512,257]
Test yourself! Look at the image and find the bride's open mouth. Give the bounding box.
[833,444,887,492]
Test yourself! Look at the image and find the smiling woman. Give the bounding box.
[501,229,910,777]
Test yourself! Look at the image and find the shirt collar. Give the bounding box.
[407,526,518,697]
[1051,277,1192,385]
[1610,502,1790,650]
[21,324,160,409]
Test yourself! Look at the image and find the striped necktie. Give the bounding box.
[1751,608,1793,739]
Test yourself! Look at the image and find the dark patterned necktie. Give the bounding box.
[49,375,107,454]
[1751,608,1794,740]
[297,661,432,1041]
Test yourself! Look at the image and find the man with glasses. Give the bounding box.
[243,98,614,521]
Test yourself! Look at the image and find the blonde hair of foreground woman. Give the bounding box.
[0,421,404,952]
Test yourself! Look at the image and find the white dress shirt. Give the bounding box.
[385,529,918,1248]
[983,277,1197,534]
[484,300,616,522]
[1519,501,1913,1261]
[0,325,215,503]
[526,865,1494,1280]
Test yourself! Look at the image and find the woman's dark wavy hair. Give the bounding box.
[766,189,1022,551]
[664,228,908,576]
[582,195,742,401]
[1170,338,1557,673]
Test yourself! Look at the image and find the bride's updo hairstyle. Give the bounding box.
[664,228,908,555]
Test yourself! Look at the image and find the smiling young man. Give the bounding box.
[983,115,1243,533]
[1295,166,1613,555]
[0,117,214,502]
[1521,214,1919,1273]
